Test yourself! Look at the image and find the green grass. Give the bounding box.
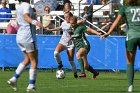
[0,70,140,93]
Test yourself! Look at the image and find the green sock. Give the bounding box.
[127,64,134,86]
[78,58,85,74]
[87,65,97,75]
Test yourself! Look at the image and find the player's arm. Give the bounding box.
[86,28,101,36]
[24,13,42,27]
[46,27,62,32]
[77,19,86,24]
[101,15,122,39]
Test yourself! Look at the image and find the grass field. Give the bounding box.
[0,70,140,93]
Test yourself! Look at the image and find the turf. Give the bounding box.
[0,70,140,93]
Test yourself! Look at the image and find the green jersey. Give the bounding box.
[118,5,140,40]
[71,25,90,52]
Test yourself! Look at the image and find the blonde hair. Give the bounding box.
[70,16,77,23]
[64,11,73,17]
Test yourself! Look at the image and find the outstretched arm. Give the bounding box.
[101,15,122,39]
[46,27,62,32]
[86,28,101,36]
[24,13,43,27]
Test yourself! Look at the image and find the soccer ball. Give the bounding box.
[56,70,65,79]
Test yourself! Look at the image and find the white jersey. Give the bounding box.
[16,2,36,43]
[59,21,74,50]
[60,21,71,45]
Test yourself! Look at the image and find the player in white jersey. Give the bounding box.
[7,0,42,92]
[47,11,78,78]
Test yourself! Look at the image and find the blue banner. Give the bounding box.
[0,35,140,70]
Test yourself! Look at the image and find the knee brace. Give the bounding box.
[54,51,59,58]
[54,51,61,63]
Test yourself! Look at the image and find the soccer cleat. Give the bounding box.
[79,73,86,78]
[92,72,99,80]
[58,64,63,70]
[128,85,133,92]
[7,80,18,91]
[74,73,78,78]
[26,85,36,92]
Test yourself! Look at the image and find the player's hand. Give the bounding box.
[46,28,52,31]
[36,21,43,28]
[100,33,109,40]
[98,32,102,36]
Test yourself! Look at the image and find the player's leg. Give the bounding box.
[18,42,38,92]
[125,39,137,92]
[54,43,65,69]
[7,44,30,91]
[7,51,30,91]
[126,50,135,92]
[67,49,78,78]
[82,55,99,79]
[26,50,38,92]
[76,48,86,77]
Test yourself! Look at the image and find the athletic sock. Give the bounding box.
[127,64,134,86]
[29,69,37,87]
[87,65,97,74]
[10,63,25,82]
[69,61,77,73]
[54,51,62,65]
[78,58,85,74]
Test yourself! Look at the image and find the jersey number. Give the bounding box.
[131,9,140,22]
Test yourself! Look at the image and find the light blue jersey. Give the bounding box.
[16,2,36,43]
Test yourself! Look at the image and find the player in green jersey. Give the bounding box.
[69,16,101,79]
[101,0,140,92]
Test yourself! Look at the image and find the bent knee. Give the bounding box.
[54,51,59,57]
[76,52,81,59]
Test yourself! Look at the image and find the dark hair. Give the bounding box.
[124,0,139,6]
[63,0,71,4]
[18,0,29,3]
[84,6,88,11]
[18,0,23,2]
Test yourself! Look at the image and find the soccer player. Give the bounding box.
[7,0,42,92]
[69,16,100,79]
[101,0,140,92]
[47,11,78,78]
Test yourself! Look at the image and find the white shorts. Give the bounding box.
[17,42,37,53]
[59,38,74,50]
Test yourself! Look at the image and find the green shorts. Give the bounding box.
[125,38,140,51]
[83,44,90,54]
[76,44,90,54]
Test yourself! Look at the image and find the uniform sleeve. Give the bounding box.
[81,25,87,32]
[23,3,30,14]
[118,6,126,16]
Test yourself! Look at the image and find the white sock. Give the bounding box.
[70,61,77,73]
[54,51,62,64]
[29,69,37,87]
[10,63,25,82]
[15,63,25,75]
